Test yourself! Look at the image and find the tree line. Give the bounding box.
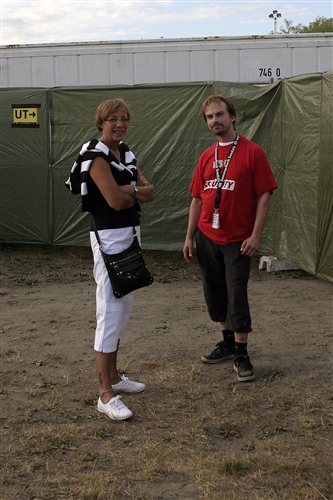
[273,16,332,34]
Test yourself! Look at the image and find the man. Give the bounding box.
[183,94,278,382]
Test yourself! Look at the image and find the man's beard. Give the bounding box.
[211,124,225,135]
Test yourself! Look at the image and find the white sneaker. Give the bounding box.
[97,395,133,421]
[112,374,146,394]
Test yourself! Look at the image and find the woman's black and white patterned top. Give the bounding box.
[65,139,137,213]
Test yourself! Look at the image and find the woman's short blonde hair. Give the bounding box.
[95,98,131,131]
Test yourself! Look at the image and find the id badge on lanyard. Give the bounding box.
[212,134,239,229]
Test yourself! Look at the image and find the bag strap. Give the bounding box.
[91,215,102,248]
[91,213,138,255]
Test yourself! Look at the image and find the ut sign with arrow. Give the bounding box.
[12,104,41,128]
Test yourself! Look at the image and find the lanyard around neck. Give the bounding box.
[214,134,239,209]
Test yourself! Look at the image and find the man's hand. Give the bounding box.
[241,192,271,256]
[183,198,202,263]
[183,237,194,264]
[240,236,261,257]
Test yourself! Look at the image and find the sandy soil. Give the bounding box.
[0,249,332,499]
[2,268,332,395]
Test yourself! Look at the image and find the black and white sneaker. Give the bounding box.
[233,354,255,381]
[201,341,235,364]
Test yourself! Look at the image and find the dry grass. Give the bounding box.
[0,244,332,500]
[1,363,331,499]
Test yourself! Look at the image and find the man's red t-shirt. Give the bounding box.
[190,135,278,245]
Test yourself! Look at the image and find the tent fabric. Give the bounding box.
[316,71,333,283]
[0,73,332,283]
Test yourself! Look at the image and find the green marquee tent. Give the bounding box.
[1,72,332,283]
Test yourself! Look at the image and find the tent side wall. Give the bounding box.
[276,75,322,273]
[0,89,51,244]
[0,74,332,283]
[316,72,333,283]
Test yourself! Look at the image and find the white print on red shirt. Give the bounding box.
[203,179,235,191]
[203,159,235,191]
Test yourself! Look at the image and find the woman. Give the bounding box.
[69,98,154,420]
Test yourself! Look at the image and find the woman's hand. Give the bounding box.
[131,167,154,203]
[119,185,135,196]
[89,157,136,211]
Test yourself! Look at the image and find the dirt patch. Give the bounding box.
[0,245,332,500]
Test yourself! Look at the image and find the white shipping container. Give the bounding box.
[1,34,332,88]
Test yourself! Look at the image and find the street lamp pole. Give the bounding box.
[269,9,282,34]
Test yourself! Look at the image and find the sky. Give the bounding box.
[0,0,332,46]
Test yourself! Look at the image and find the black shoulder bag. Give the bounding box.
[92,216,154,298]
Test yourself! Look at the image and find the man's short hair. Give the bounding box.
[202,94,237,123]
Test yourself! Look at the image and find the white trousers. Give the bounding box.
[90,226,140,353]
